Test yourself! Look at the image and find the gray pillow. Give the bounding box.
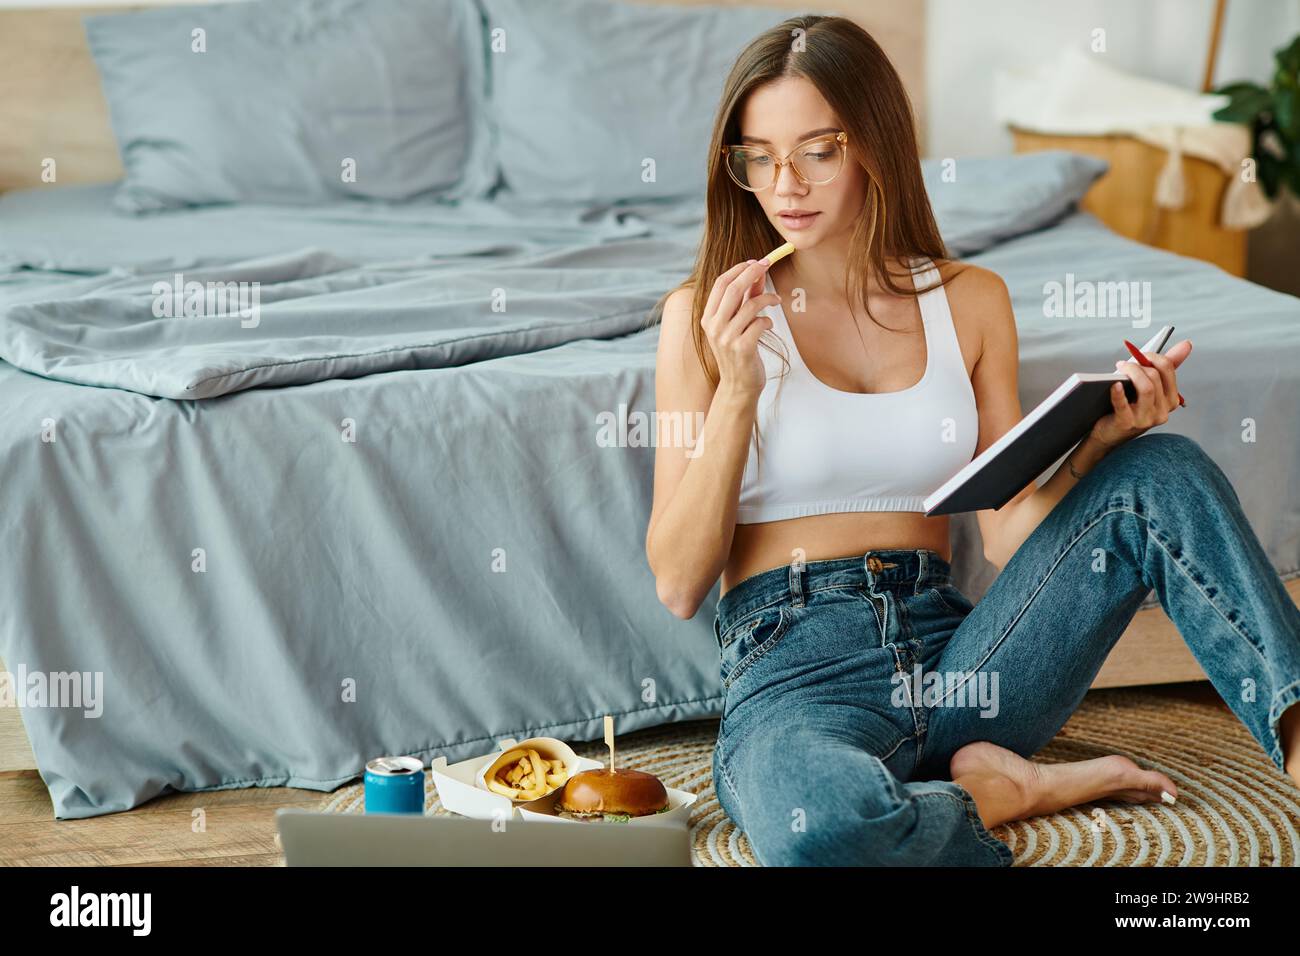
[922,152,1110,256]
[85,0,493,213]
[479,0,791,203]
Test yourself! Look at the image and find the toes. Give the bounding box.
[1145,772,1177,801]
[1102,756,1177,802]
[1110,789,1160,804]
[1107,784,1177,805]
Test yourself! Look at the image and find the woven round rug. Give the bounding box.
[318,686,1300,866]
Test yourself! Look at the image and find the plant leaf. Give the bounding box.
[1213,81,1268,97]
[1213,88,1274,124]
[1276,89,1299,139]
[1274,35,1300,79]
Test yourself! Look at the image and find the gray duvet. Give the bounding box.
[1,154,1296,818]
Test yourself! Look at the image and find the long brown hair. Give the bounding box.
[647,14,952,393]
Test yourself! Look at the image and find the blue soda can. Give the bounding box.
[364,756,425,814]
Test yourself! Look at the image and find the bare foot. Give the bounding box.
[1279,700,1300,790]
[951,740,1178,830]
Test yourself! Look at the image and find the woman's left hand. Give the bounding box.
[1089,339,1193,449]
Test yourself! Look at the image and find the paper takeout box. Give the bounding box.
[430,736,601,820]
[476,736,581,802]
[430,736,696,824]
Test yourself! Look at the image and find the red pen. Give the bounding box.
[1123,339,1186,407]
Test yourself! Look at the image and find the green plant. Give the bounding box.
[1213,34,1300,199]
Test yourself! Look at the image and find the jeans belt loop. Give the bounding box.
[788,558,806,608]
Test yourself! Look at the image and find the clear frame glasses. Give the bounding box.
[721,130,848,192]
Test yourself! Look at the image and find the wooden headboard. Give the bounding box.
[0,0,925,194]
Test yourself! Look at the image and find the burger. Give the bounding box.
[556,768,670,822]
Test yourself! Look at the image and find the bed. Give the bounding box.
[1,0,1296,820]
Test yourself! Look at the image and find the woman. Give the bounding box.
[645,15,1300,867]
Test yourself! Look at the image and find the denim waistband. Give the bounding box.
[715,549,953,632]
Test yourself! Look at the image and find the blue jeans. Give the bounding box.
[711,433,1300,866]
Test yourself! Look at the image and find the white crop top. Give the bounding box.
[735,257,978,523]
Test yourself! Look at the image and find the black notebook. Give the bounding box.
[923,326,1174,516]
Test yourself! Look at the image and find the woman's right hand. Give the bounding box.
[700,259,781,399]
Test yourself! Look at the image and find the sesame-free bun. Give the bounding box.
[558,768,668,818]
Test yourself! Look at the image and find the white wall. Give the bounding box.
[925,0,1300,157]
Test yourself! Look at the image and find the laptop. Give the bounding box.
[276,809,692,866]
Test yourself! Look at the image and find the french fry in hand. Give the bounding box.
[763,241,794,265]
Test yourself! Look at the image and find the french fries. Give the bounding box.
[484,747,570,801]
[763,241,795,266]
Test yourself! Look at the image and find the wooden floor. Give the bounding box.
[0,768,319,867]
[0,690,320,866]
[0,682,1234,867]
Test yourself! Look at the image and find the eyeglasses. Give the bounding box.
[721,131,848,192]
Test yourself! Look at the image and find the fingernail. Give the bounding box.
[1161,790,1176,805]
